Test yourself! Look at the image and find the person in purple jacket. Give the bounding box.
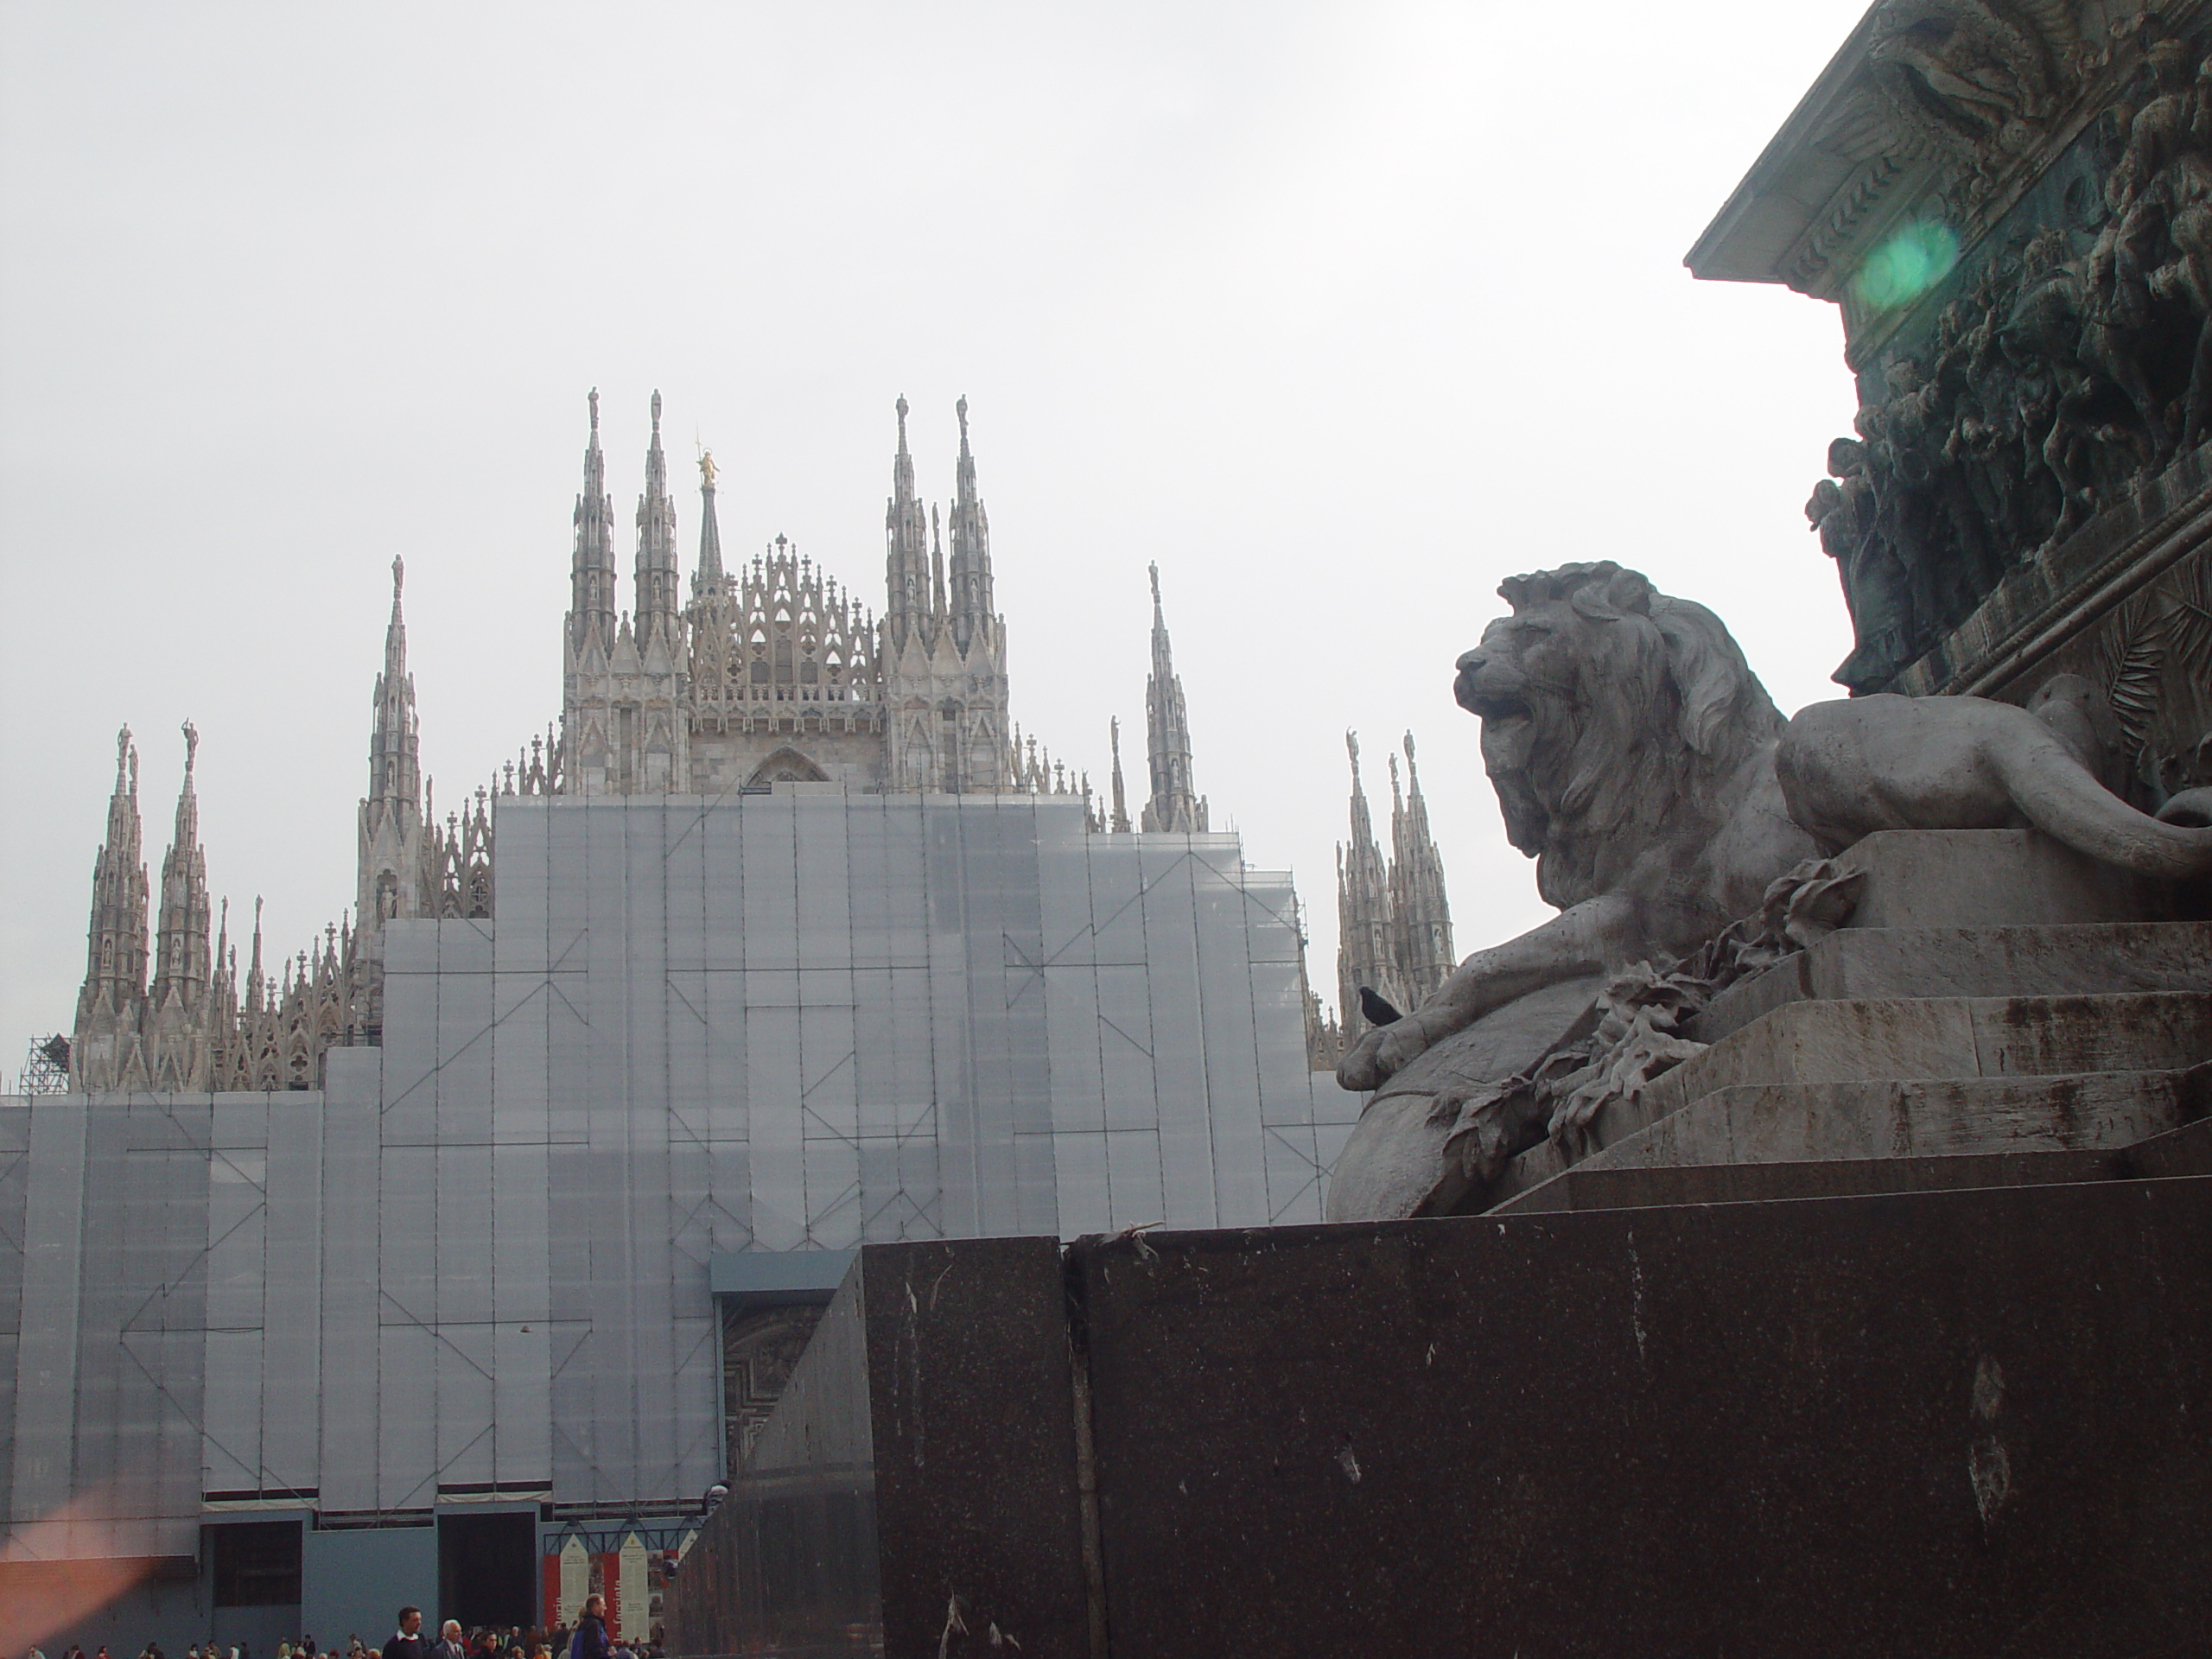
[565,1599,611,1659]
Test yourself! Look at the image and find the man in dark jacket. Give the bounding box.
[382,1609,428,1659]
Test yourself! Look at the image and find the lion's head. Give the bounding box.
[1453,562,1783,910]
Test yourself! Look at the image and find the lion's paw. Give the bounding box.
[2156,786,2212,830]
[1376,1020,1435,1077]
[1336,1030,1390,1091]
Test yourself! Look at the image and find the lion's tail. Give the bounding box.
[1993,727,2212,880]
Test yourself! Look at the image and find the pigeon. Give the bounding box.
[1357,986,1403,1027]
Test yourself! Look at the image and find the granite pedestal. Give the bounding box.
[668,1169,2212,1658]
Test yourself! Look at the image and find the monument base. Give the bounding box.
[664,829,2212,1659]
[667,1158,2212,1658]
[1477,828,2212,1210]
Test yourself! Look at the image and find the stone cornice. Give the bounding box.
[1688,1,2201,364]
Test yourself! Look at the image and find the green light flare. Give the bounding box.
[1853,220,1960,312]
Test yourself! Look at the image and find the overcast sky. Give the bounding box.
[0,0,1871,1058]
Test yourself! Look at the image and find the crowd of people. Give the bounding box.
[20,1596,663,1659]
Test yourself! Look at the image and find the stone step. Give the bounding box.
[2123,1113,2212,1179]
[1649,990,2212,1122]
[1497,1148,2121,1215]
[1694,921,2212,1046]
[1829,828,2209,931]
[1491,1062,2211,1216]
[1482,993,2212,1210]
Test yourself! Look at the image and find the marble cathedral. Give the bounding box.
[63,391,1239,1093]
[13,392,1357,1645]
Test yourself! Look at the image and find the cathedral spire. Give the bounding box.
[1336,730,1395,1046]
[694,448,726,592]
[931,504,948,620]
[369,556,420,813]
[72,725,150,1089]
[358,555,429,995]
[945,395,995,654]
[1109,716,1132,833]
[635,390,682,648]
[884,395,931,648]
[1388,731,1455,1001]
[1139,563,1207,834]
[151,721,211,1006]
[246,895,266,1008]
[80,725,149,1014]
[360,554,426,925]
[146,722,214,1088]
[570,387,618,657]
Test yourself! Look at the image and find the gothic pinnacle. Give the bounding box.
[371,550,419,810]
[77,720,149,1058]
[1140,566,1205,833]
[1109,716,1131,833]
[152,719,212,1019]
[931,504,947,618]
[636,386,681,646]
[1336,728,1395,1043]
[572,387,618,655]
[886,394,929,645]
[946,395,993,650]
[1388,727,1453,997]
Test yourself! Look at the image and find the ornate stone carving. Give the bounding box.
[1434,859,1866,1185]
[2092,543,2212,797]
[720,1304,823,1471]
[1326,562,2212,1221]
[1862,0,2077,185]
[1809,33,2212,689]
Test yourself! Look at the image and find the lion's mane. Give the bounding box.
[1475,562,1783,912]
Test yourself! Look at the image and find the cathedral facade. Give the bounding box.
[6,391,1353,1651]
[60,391,1166,1097]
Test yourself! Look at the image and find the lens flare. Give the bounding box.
[1853,220,1960,311]
[0,1483,162,1649]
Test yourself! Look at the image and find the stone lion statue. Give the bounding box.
[1325,561,2212,1222]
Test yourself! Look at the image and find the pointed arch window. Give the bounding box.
[745,747,830,787]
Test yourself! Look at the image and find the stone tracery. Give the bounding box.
[60,395,1179,1095]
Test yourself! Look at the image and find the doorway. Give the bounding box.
[437,1511,537,1631]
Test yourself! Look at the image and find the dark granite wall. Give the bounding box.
[666,1236,1090,1659]
[671,1178,2212,1658]
[1071,1179,2212,1656]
